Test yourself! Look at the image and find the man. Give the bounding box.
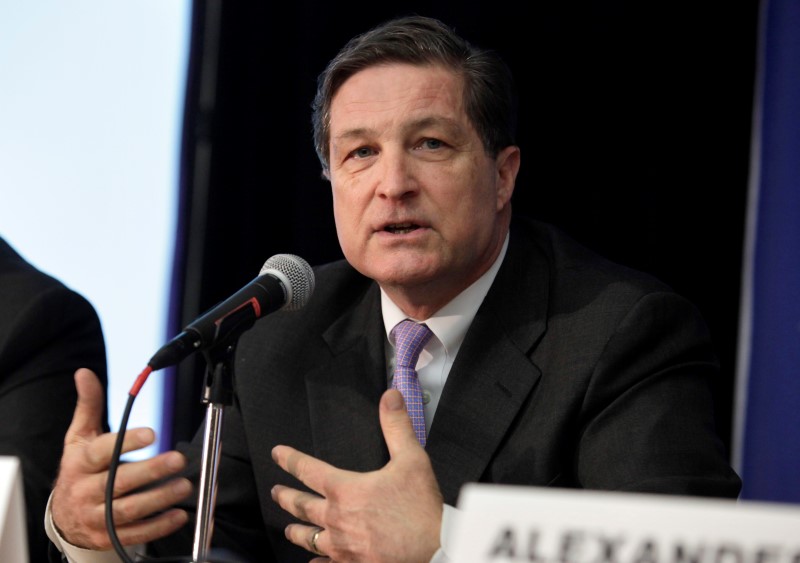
[46,15,741,563]
[0,236,108,563]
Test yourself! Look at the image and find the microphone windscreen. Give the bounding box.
[260,254,315,311]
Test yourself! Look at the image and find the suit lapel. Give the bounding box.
[301,222,550,503]
[427,228,549,504]
[305,284,391,472]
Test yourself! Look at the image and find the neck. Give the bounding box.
[382,282,461,321]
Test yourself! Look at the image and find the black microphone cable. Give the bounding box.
[105,365,150,563]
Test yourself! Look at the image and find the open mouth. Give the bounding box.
[384,223,421,234]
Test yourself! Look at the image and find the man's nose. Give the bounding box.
[375,151,419,200]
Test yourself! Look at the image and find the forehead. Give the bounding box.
[329,63,466,130]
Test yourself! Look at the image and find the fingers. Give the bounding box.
[53,472,192,551]
[271,445,342,496]
[52,449,190,549]
[270,390,443,562]
[108,450,188,498]
[310,525,325,556]
[82,475,192,532]
[271,481,331,558]
[309,526,324,555]
[271,484,325,525]
[379,389,425,459]
[112,508,190,546]
[80,507,190,551]
[53,462,192,550]
[64,451,185,508]
[284,523,328,558]
[82,427,157,474]
[270,448,336,556]
[65,368,106,444]
[107,475,193,526]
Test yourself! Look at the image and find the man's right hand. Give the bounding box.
[51,368,193,550]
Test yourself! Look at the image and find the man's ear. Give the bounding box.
[495,145,521,210]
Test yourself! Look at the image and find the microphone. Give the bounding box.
[148,254,315,370]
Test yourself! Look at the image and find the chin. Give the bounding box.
[350,250,442,285]
[373,266,440,289]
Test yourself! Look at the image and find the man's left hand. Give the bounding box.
[271,388,443,562]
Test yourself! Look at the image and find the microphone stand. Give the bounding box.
[192,340,235,563]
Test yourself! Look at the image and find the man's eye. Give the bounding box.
[353,147,374,159]
[421,138,443,150]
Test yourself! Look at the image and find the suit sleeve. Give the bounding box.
[0,284,108,563]
[575,290,741,497]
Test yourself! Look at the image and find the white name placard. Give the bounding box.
[451,484,800,563]
[0,456,28,563]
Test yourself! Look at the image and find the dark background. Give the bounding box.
[166,1,762,460]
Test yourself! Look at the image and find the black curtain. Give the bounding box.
[168,0,760,457]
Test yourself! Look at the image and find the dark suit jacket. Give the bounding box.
[151,216,741,562]
[0,237,108,563]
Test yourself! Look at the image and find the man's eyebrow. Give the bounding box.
[332,127,371,142]
[403,116,463,135]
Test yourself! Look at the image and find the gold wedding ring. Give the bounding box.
[309,526,324,555]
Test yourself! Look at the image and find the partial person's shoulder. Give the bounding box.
[0,245,64,297]
[307,257,375,305]
[0,241,98,327]
[246,257,374,332]
[237,257,377,365]
[511,215,675,294]
[506,216,711,344]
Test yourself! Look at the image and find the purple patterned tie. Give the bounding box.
[391,320,433,446]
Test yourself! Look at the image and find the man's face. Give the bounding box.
[327,63,518,308]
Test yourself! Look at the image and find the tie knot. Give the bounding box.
[392,320,433,369]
